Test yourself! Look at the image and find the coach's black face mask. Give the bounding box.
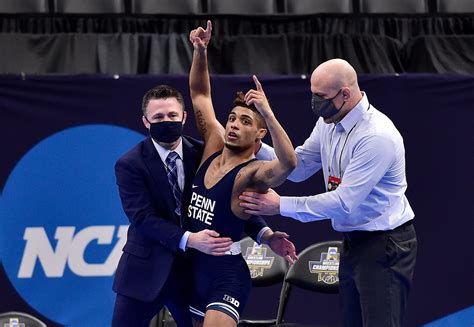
[311,89,345,119]
[145,117,183,143]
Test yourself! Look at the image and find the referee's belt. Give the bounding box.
[225,241,241,255]
[343,220,413,244]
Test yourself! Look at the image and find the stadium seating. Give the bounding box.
[359,0,428,13]
[54,0,125,14]
[131,0,201,14]
[0,0,48,13]
[285,0,353,14]
[207,0,277,15]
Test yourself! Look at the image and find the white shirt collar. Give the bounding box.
[151,137,184,163]
[338,92,369,133]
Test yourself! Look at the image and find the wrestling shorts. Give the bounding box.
[189,246,251,323]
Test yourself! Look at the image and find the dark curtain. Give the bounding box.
[1,14,473,43]
[213,34,404,74]
[405,35,474,73]
[0,14,473,74]
[0,33,405,74]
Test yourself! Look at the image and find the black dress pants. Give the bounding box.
[112,254,193,327]
[339,221,417,327]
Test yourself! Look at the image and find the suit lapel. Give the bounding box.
[142,138,176,218]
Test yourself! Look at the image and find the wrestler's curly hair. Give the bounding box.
[232,92,267,129]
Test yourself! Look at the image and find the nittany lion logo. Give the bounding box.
[308,247,340,285]
[243,242,275,278]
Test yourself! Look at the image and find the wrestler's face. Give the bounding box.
[224,107,266,152]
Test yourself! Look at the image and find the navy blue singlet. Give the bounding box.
[187,151,256,242]
[187,151,256,323]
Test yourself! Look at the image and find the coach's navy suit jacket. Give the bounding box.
[113,136,267,302]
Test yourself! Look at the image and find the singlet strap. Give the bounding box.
[197,151,258,177]
[195,151,222,178]
[227,157,257,175]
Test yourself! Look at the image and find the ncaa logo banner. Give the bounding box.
[0,125,144,326]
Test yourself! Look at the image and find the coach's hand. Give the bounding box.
[187,229,232,256]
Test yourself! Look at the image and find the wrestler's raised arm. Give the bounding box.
[189,20,225,162]
[245,76,297,189]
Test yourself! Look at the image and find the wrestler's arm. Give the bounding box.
[189,20,224,162]
[245,76,296,189]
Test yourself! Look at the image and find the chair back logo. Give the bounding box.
[243,242,275,278]
[308,247,340,284]
[0,312,46,327]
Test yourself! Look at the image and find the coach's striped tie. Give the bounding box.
[165,151,182,223]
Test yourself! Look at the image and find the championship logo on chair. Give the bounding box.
[242,242,275,278]
[275,241,342,325]
[309,246,340,285]
[239,237,288,288]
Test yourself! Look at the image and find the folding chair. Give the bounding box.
[238,236,289,326]
[276,241,342,326]
[150,307,176,327]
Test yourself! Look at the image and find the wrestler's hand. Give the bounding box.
[263,231,298,265]
[187,229,232,256]
[239,188,280,216]
[244,75,273,119]
[189,20,212,50]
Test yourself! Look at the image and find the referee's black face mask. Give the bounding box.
[311,89,345,119]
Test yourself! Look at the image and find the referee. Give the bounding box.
[239,58,417,327]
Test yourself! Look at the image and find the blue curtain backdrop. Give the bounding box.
[0,74,472,326]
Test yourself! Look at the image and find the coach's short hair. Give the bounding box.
[142,85,185,115]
